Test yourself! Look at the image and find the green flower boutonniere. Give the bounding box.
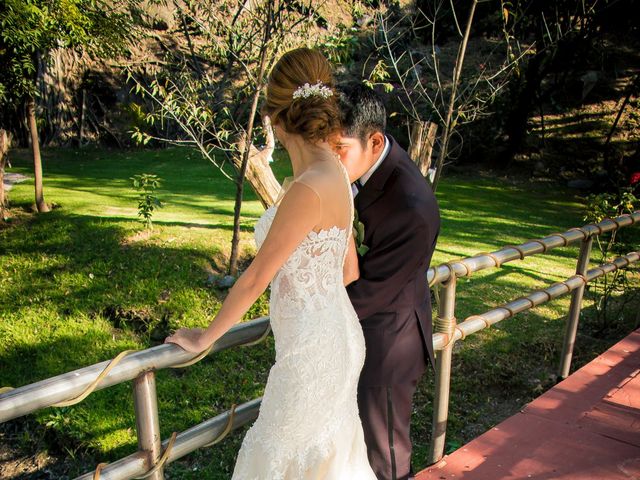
[353,210,369,256]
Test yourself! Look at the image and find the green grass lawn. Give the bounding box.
[1,147,638,478]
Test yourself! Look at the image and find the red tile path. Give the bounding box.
[417,329,640,480]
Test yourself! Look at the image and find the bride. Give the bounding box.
[165,48,377,479]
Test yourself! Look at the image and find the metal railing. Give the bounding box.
[0,212,638,479]
[0,319,271,480]
[425,211,640,463]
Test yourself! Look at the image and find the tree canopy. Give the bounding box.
[0,0,134,106]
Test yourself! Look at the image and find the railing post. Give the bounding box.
[558,235,594,379]
[428,274,457,465]
[133,371,164,480]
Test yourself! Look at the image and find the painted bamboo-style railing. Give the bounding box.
[0,211,638,479]
[426,212,640,463]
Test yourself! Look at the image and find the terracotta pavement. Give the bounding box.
[417,329,640,480]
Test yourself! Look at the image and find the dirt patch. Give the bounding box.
[0,446,56,480]
[120,229,153,245]
[0,207,35,230]
[0,419,94,480]
[99,305,171,342]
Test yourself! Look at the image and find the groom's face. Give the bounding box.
[333,132,385,183]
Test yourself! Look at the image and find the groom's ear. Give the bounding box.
[369,131,385,156]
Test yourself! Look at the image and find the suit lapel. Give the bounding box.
[355,135,400,213]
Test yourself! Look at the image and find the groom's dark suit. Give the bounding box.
[347,136,440,480]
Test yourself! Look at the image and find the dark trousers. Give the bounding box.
[357,310,429,480]
[357,380,421,480]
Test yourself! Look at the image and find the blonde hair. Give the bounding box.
[264,48,341,143]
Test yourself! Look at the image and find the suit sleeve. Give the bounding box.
[347,207,430,320]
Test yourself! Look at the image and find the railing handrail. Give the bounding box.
[426,212,640,287]
[0,317,270,424]
[431,250,640,350]
[73,398,263,480]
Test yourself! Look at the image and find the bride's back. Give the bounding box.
[290,158,353,235]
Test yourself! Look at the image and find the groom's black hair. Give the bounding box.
[337,84,386,146]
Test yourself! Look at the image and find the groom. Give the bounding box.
[334,86,440,480]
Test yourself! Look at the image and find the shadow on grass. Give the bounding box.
[435,177,586,254]
[0,209,224,324]
[7,146,289,215]
[466,262,576,289]
[140,217,257,231]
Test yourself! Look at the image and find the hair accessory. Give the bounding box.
[292,81,333,100]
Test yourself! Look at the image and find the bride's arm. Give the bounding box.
[343,235,359,285]
[166,182,321,353]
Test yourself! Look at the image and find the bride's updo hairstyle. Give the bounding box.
[264,48,341,143]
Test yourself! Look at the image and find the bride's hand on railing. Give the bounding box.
[165,328,207,353]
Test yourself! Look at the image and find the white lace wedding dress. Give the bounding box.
[231,164,376,480]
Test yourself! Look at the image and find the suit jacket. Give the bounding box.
[347,136,440,385]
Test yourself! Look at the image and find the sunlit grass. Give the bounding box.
[1,146,638,478]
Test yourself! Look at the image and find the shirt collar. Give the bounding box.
[358,135,390,186]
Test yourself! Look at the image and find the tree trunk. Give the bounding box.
[228,1,273,276]
[234,116,280,208]
[79,88,87,147]
[431,0,478,192]
[0,130,10,218]
[27,96,50,213]
[408,120,438,182]
[503,52,546,165]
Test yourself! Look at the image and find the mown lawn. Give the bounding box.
[1,147,638,478]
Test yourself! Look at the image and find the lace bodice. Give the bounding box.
[255,206,348,317]
[252,160,355,349]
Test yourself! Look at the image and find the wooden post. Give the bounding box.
[428,274,457,464]
[408,121,425,164]
[423,122,439,175]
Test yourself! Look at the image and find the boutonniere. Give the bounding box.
[353,210,369,256]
